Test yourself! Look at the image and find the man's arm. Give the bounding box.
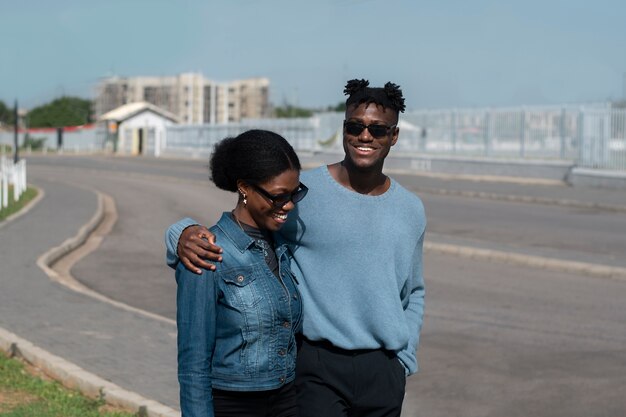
[165,218,223,274]
[397,230,426,376]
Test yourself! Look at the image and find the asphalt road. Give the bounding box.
[26,154,626,417]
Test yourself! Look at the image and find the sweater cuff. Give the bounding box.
[397,350,417,376]
[165,217,199,267]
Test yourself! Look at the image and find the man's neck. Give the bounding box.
[327,160,390,196]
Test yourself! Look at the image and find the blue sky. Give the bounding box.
[1,0,625,110]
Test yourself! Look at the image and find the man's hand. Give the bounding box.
[178,225,223,274]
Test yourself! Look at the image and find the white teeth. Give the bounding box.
[357,146,374,151]
[274,213,287,220]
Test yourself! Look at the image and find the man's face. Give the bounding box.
[342,102,399,172]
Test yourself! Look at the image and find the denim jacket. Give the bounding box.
[176,212,302,417]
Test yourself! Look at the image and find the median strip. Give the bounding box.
[425,242,626,280]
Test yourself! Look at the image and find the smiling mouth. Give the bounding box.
[273,213,288,221]
[355,145,376,152]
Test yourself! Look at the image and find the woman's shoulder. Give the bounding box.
[175,260,215,286]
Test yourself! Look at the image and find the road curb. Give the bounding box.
[385,167,566,186]
[36,191,105,271]
[0,327,179,417]
[36,188,175,325]
[413,186,626,213]
[425,242,626,280]
[302,162,626,212]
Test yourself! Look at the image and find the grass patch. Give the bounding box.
[0,187,38,222]
[0,351,136,416]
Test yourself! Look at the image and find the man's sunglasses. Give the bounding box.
[343,121,397,139]
[248,182,308,208]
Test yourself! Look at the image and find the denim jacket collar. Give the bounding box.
[216,212,255,253]
[216,212,289,258]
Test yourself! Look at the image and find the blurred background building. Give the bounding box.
[94,73,270,124]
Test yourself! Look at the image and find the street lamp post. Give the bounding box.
[13,100,19,163]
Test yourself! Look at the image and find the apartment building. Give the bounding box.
[94,73,270,124]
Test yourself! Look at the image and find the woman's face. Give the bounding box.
[240,169,302,231]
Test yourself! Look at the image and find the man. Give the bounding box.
[166,79,426,417]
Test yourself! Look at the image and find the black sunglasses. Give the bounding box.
[248,182,308,208]
[343,120,397,139]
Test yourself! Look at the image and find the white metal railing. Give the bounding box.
[1,103,624,172]
[158,105,626,172]
[0,127,105,154]
[0,156,27,211]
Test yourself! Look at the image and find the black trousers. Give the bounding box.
[212,381,298,417]
[295,338,406,417]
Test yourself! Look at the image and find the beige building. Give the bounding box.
[95,73,270,124]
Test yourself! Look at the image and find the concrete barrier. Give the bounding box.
[300,151,626,189]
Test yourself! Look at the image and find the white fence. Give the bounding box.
[1,103,624,172]
[402,105,626,170]
[159,105,626,172]
[0,126,104,154]
[0,156,27,211]
[163,116,328,158]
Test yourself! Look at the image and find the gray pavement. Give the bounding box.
[0,157,626,415]
[0,176,180,411]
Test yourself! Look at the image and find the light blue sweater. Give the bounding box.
[166,166,426,374]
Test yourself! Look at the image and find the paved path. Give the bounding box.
[0,154,626,416]
[0,176,180,411]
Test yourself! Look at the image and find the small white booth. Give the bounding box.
[99,102,179,156]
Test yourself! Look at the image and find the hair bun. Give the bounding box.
[343,79,369,96]
[383,82,406,113]
[344,79,406,114]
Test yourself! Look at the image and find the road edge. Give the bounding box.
[426,242,626,281]
[0,327,179,417]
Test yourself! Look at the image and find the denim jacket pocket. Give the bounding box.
[217,263,268,376]
[220,264,265,309]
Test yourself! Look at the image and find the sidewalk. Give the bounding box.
[0,177,179,415]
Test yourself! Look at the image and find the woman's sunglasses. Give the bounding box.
[343,121,397,139]
[248,182,308,208]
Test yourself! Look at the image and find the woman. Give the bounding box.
[176,130,308,417]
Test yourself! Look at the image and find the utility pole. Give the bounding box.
[13,100,19,163]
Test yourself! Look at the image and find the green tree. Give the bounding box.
[27,96,93,128]
[327,101,346,112]
[274,105,313,118]
[0,100,15,126]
